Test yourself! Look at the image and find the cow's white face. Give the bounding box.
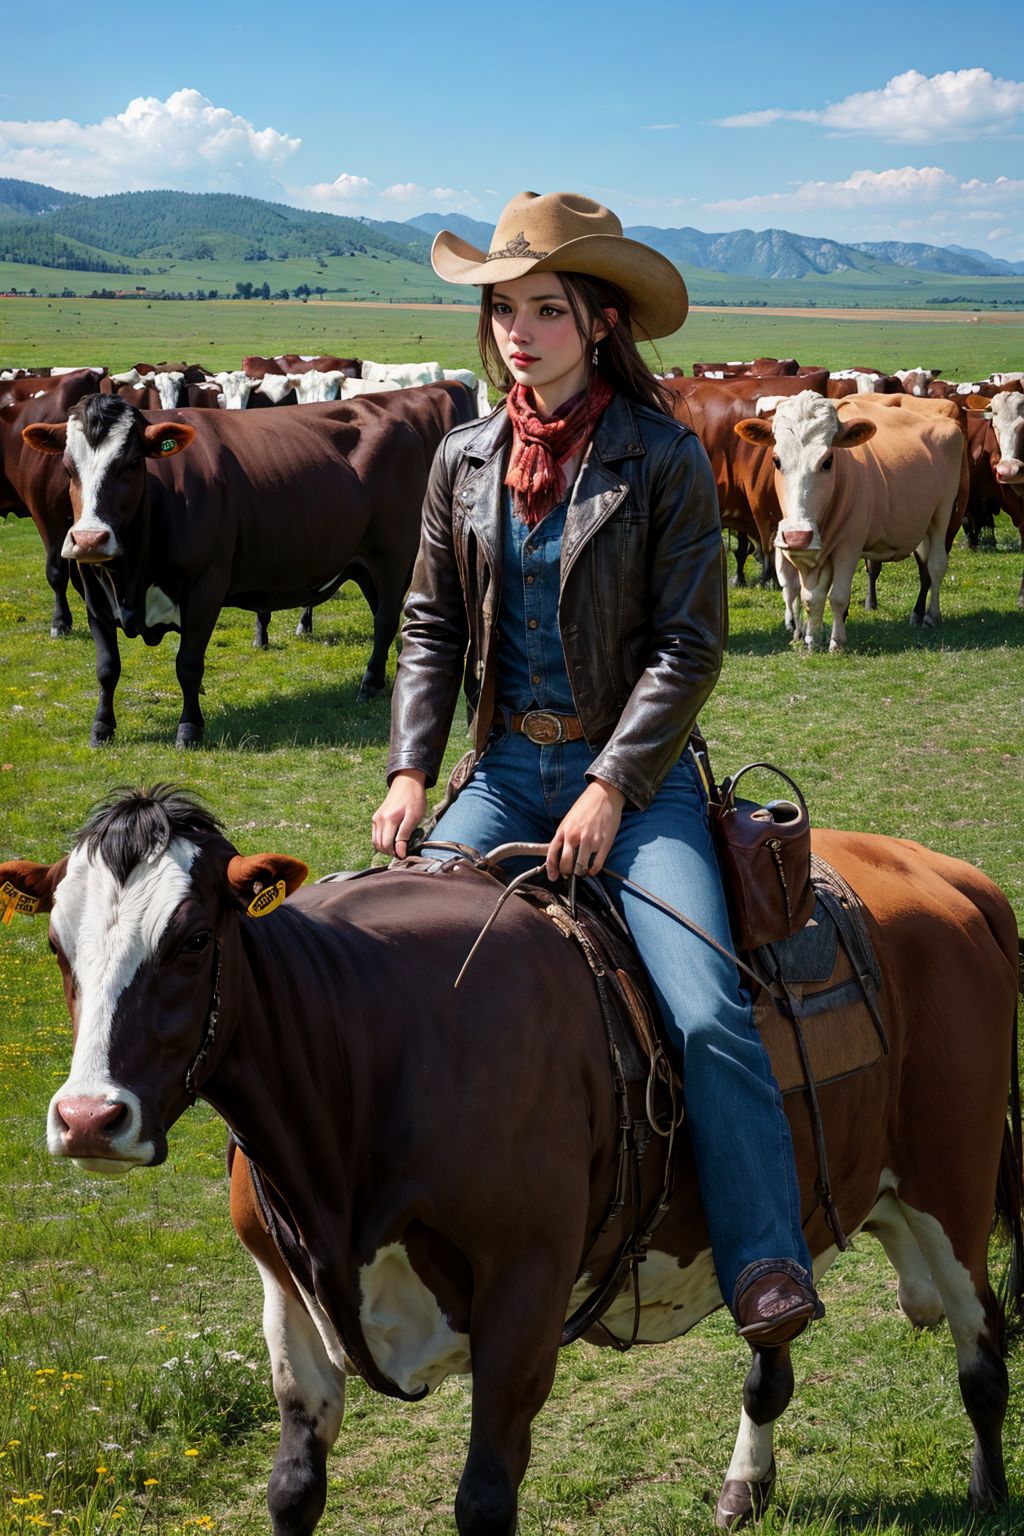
[989,392,1024,486]
[47,838,200,1173]
[59,411,135,560]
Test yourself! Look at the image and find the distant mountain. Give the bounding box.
[851,240,999,277]
[0,177,82,220]
[625,225,888,280]
[945,244,1024,277]
[0,183,434,272]
[405,212,496,248]
[0,180,1017,288]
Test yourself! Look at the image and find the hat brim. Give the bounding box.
[431,229,688,340]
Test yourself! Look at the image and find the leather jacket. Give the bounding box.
[387,389,726,810]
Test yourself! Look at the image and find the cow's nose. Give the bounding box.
[69,527,111,556]
[54,1096,128,1152]
[783,529,813,551]
[996,460,1023,483]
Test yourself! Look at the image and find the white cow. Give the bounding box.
[254,374,298,406]
[442,368,491,415]
[735,391,962,650]
[292,370,344,404]
[211,371,257,410]
[153,372,185,410]
[894,368,940,398]
[340,377,399,399]
[360,359,444,387]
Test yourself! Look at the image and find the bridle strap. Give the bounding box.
[184,940,222,1098]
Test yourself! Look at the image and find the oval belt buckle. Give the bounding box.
[523,710,564,745]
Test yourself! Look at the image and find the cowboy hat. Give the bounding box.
[430,190,688,340]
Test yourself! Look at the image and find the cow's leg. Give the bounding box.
[253,611,270,649]
[917,523,948,628]
[909,551,932,626]
[864,557,882,611]
[174,584,221,747]
[83,593,121,746]
[456,1270,566,1536]
[1017,562,1024,612]
[731,532,749,588]
[775,551,802,638]
[862,1191,944,1327]
[827,568,855,652]
[897,1198,1009,1511]
[799,569,830,651]
[231,1155,344,1536]
[715,1344,793,1531]
[355,569,403,701]
[758,547,778,589]
[295,606,314,638]
[46,547,74,636]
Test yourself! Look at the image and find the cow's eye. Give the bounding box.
[821,455,834,472]
[125,456,142,473]
[772,455,781,470]
[182,930,212,955]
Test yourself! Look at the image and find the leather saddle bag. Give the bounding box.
[711,761,815,951]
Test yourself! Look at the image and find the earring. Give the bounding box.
[591,344,599,367]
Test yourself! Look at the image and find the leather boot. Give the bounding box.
[735,1270,824,1347]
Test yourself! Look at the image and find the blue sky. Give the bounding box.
[2,0,1022,257]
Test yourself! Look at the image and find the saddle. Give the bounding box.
[319,845,887,1349]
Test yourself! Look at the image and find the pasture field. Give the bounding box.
[2,297,1024,380]
[1,495,1023,1536]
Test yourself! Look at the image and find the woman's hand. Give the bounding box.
[372,770,428,858]
[546,778,626,881]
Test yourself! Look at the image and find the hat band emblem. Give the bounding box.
[486,231,550,261]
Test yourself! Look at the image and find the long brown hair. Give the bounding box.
[476,273,674,416]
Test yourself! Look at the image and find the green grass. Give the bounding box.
[2,297,1023,380]
[1,494,1023,1536]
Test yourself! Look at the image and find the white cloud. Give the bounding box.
[292,173,478,219]
[0,89,300,196]
[641,124,679,132]
[708,165,958,214]
[715,68,1024,143]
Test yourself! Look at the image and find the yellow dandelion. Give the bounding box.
[143,1479,159,1487]
[184,1448,199,1457]
[7,1439,21,1447]
[28,1493,44,1501]
[95,1466,108,1476]
[11,1496,28,1505]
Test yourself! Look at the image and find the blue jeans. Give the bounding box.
[431,726,814,1310]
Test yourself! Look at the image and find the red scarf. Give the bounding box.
[504,376,614,526]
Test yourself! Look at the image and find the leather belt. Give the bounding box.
[510,709,586,745]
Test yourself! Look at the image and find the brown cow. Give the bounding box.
[736,391,963,648]
[964,391,1024,606]
[5,785,1021,1535]
[0,368,105,634]
[666,373,830,585]
[22,384,474,746]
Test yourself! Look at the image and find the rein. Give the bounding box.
[184,940,222,1098]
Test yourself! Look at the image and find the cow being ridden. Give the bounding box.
[735,391,962,650]
[3,784,1021,1535]
[21,385,473,746]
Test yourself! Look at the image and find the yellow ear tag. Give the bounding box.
[1,880,41,925]
[246,880,286,919]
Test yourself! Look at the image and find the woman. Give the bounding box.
[372,190,821,1346]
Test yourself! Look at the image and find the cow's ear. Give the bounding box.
[734,418,775,446]
[0,857,68,923]
[142,423,196,458]
[21,422,68,456]
[833,419,876,448]
[963,395,991,413]
[226,854,308,918]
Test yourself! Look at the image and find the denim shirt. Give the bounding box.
[494,486,577,712]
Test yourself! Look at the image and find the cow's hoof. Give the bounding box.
[863,598,877,612]
[50,624,72,639]
[175,724,203,750]
[730,574,748,590]
[356,681,383,703]
[295,622,313,639]
[714,1462,776,1531]
[922,614,939,629]
[253,638,268,650]
[89,726,115,748]
[909,611,923,627]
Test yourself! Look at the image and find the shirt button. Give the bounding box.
[526,574,535,585]
[531,673,541,685]
[528,618,539,629]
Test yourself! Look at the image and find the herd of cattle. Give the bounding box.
[1,350,1022,747]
